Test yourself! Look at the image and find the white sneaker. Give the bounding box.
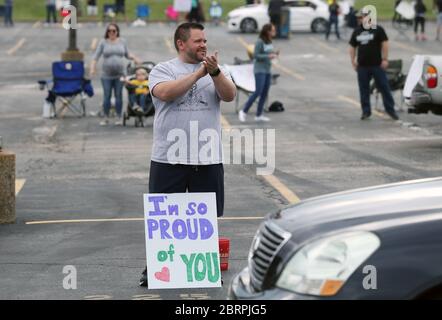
[115,118,123,126]
[238,110,247,122]
[255,115,270,122]
[99,119,109,126]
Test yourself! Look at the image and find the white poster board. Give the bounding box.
[396,1,415,20]
[56,0,71,10]
[403,55,424,98]
[174,0,192,12]
[143,193,221,289]
[224,64,256,93]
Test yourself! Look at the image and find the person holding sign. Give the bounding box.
[139,22,236,287]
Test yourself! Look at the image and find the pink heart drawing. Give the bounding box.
[154,267,170,282]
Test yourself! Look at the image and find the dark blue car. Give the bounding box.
[229,178,442,299]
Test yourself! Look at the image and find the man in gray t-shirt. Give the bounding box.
[139,22,236,287]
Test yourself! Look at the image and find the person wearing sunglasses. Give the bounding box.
[90,23,141,126]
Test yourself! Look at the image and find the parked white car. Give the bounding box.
[404,55,442,116]
[227,0,350,34]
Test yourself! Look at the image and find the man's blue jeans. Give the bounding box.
[357,66,396,115]
[243,73,271,117]
[101,78,124,117]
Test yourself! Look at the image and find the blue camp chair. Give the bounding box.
[136,4,150,20]
[38,61,94,118]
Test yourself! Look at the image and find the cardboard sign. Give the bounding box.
[143,193,222,289]
[174,0,192,12]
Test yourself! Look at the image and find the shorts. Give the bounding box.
[87,5,98,16]
[149,161,224,217]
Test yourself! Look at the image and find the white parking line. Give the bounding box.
[25,216,265,225]
[84,295,112,300]
[272,61,305,81]
[7,38,26,56]
[308,37,340,53]
[337,95,385,118]
[32,21,42,29]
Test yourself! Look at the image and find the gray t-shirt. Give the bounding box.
[149,58,232,165]
[93,38,130,79]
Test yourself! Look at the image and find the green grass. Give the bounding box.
[10,0,245,22]
[7,0,440,22]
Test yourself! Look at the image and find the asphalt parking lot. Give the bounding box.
[1,20,442,300]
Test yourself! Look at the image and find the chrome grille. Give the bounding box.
[248,221,291,291]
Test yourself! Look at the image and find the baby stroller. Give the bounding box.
[370,59,407,111]
[38,61,94,118]
[122,61,155,127]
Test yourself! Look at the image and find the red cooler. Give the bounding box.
[219,237,230,271]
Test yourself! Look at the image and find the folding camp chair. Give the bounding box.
[132,4,150,26]
[38,61,94,118]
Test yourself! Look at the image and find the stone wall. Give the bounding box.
[0,150,15,224]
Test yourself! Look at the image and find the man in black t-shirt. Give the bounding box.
[349,12,399,120]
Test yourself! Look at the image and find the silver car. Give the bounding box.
[404,55,442,116]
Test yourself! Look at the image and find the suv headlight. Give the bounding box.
[276,231,380,296]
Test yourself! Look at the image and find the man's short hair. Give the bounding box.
[174,22,205,52]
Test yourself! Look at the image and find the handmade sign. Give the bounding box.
[143,193,221,289]
[173,0,192,12]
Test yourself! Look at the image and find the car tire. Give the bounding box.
[311,18,328,33]
[240,18,257,33]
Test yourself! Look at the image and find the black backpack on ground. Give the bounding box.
[268,101,284,112]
